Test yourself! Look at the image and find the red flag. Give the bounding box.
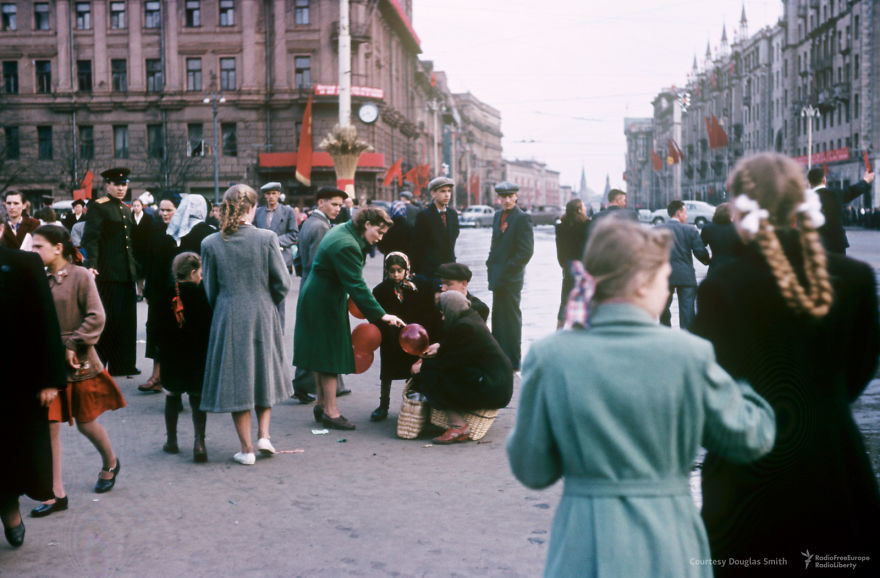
[705,117,716,149]
[295,93,313,186]
[864,150,873,173]
[711,114,728,148]
[667,140,681,164]
[823,163,829,176]
[652,150,663,171]
[383,157,403,187]
[673,140,685,162]
[403,166,418,190]
[72,170,93,201]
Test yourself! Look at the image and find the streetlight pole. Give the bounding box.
[801,104,819,169]
[204,88,226,205]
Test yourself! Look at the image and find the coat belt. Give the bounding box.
[563,477,690,497]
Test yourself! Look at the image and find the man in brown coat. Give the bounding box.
[0,191,40,249]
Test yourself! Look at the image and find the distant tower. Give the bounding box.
[739,3,748,41]
[720,23,729,56]
[578,167,587,198]
[692,54,699,75]
[704,40,712,67]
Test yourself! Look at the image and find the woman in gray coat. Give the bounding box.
[507,218,776,577]
[200,185,292,466]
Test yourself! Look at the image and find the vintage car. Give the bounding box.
[459,205,497,228]
[650,200,717,227]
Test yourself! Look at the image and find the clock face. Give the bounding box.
[358,103,379,124]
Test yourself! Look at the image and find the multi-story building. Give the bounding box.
[0,0,502,207]
[454,91,503,207]
[503,158,560,208]
[629,1,877,209]
[623,117,654,209]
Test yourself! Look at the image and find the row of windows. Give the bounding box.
[0,0,310,32]
[1,123,238,161]
[1,56,312,94]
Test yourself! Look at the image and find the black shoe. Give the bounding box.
[4,521,24,547]
[337,389,352,397]
[163,441,179,454]
[292,392,316,404]
[30,495,68,518]
[313,405,324,423]
[94,459,121,493]
[370,406,389,422]
[322,414,356,430]
[110,368,141,377]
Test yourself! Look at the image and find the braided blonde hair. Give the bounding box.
[219,184,257,238]
[727,153,833,317]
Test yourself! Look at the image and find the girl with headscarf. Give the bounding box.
[369,251,440,421]
[411,291,513,444]
[166,194,215,254]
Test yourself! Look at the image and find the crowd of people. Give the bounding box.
[2,154,879,576]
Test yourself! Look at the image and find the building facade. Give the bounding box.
[0,0,504,207]
[629,1,878,209]
[503,158,561,208]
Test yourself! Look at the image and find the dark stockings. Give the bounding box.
[190,395,207,462]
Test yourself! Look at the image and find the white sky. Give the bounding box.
[413,0,782,191]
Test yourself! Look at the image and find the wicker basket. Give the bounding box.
[430,407,499,441]
[396,380,428,439]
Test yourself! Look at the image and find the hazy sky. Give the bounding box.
[413,0,782,192]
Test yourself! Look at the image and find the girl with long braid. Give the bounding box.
[693,153,880,575]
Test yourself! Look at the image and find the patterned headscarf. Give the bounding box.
[385,251,417,302]
[167,194,208,244]
[563,260,596,329]
[390,200,408,219]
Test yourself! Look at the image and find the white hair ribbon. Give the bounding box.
[798,188,826,228]
[733,194,770,235]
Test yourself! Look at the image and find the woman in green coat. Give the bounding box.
[507,218,777,577]
[294,208,404,431]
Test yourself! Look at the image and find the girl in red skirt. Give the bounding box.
[29,225,126,518]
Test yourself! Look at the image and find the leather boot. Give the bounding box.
[191,395,207,463]
[163,395,180,454]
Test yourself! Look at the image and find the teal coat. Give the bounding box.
[293,222,385,374]
[507,304,776,578]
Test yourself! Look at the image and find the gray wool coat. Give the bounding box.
[200,225,293,412]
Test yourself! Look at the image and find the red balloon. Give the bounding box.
[399,323,429,356]
[348,298,365,319]
[354,350,374,374]
[352,322,382,352]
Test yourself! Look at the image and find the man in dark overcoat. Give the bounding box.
[291,187,348,403]
[81,167,140,376]
[486,181,534,371]
[807,167,875,254]
[409,177,459,286]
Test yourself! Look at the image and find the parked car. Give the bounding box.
[527,205,563,226]
[650,200,716,227]
[51,200,75,218]
[459,205,496,228]
[637,209,653,224]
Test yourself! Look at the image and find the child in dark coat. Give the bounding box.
[158,252,212,462]
[370,252,440,421]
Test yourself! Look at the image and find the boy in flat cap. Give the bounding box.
[436,262,490,322]
[81,167,140,376]
[255,182,299,273]
[486,181,533,371]
[409,177,459,287]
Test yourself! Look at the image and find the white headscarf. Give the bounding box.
[166,194,208,245]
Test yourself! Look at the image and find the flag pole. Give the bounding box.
[338,0,351,127]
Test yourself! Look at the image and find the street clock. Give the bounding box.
[358,102,380,124]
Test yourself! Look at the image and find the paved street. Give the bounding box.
[3,225,879,576]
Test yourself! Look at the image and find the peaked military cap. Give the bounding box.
[100,167,131,184]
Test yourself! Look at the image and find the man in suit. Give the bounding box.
[1,191,40,249]
[589,189,638,232]
[657,200,710,330]
[62,199,87,231]
[486,181,534,371]
[807,167,875,254]
[410,177,459,286]
[255,182,299,272]
[291,187,348,403]
[80,167,140,377]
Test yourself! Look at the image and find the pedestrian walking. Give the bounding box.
[293,208,405,431]
[62,199,87,231]
[291,187,349,404]
[376,199,412,257]
[80,167,140,377]
[807,166,875,255]
[411,291,513,444]
[699,202,743,277]
[409,177,459,284]
[29,225,125,519]
[158,252,212,462]
[656,199,709,330]
[200,185,292,466]
[130,197,153,302]
[370,252,439,422]
[486,181,534,370]
[0,245,67,548]
[693,153,880,575]
[507,218,776,577]
[554,198,589,328]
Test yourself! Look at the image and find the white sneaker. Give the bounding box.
[233,451,255,465]
[256,438,276,456]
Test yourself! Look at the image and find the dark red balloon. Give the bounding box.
[399,323,429,356]
[354,350,374,374]
[348,298,365,319]
[352,322,382,352]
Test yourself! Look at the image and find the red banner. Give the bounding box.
[793,147,851,166]
[313,84,384,99]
